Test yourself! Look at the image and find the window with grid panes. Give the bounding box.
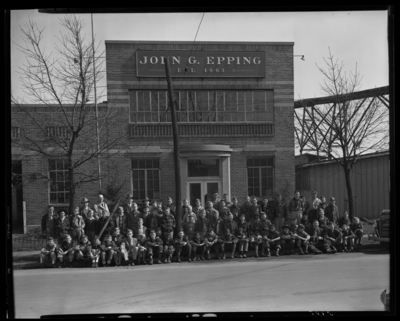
[49,159,70,204]
[129,90,273,123]
[131,159,160,200]
[247,157,274,197]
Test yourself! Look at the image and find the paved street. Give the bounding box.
[13,252,390,318]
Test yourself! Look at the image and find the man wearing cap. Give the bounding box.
[80,197,91,220]
[204,228,219,260]
[141,197,151,214]
[94,194,110,219]
[325,197,339,226]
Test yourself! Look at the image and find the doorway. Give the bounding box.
[188,181,221,208]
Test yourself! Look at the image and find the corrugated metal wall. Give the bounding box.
[296,154,390,219]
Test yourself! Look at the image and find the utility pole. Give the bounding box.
[165,58,182,231]
[91,13,101,192]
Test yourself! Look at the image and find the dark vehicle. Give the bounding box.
[374,209,390,246]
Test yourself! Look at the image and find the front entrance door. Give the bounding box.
[188,181,221,208]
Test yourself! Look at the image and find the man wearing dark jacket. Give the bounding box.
[325,197,339,225]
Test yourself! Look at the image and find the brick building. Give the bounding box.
[11,40,295,233]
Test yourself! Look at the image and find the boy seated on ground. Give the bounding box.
[280,225,296,255]
[322,222,342,253]
[218,228,238,259]
[40,237,57,268]
[137,233,148,265]
[101,234,117,267]
[307,220,332,254]
[75,235,93,267]
[293,224,310,255]
[337,211,351,229]
[57,234,75,268]
[350,217,364,245]
[174,229,192,263]
[190,232,206,261]
[163,233,175,263]
[91,235,102,268]
[204,228,219,260]
[122,229,138,266]
[265,225,281,257]
[341,223,355,252]
[235,227,249,258]
[147,229,164,265]
[249,227,263,258]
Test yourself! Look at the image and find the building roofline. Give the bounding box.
[105,40,295,46]
[11,103,108,108]
[296,150,390,167]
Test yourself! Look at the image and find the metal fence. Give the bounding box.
[12,235,49,251]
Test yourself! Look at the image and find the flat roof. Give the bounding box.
[105,40,294,46]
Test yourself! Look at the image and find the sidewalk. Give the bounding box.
[11,238,387,270]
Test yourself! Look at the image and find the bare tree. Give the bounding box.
[294,48,389,219]
[12,15,129,215]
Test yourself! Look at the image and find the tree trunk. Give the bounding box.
[343,166,355,221]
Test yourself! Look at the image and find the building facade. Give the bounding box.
[11,40,295,233]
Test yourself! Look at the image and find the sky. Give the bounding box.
[10,9,389,103]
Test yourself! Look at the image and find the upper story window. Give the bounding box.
[11,127,22,139]
[129,90,273,123]
[46,126,71,138]
[131,158,160,200]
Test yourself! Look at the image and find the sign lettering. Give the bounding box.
[136,50,265,77]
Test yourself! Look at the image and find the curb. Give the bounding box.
[12,243,387,270]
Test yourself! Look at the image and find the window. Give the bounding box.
[49,159,70,204]
[46,126,71,138]
[129,90,274,123]
[188,159,220,177]
[131,158,160,200]
[247,156,274,197]
[11,127,22,139]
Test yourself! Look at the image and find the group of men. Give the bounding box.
[39,190,365,268]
